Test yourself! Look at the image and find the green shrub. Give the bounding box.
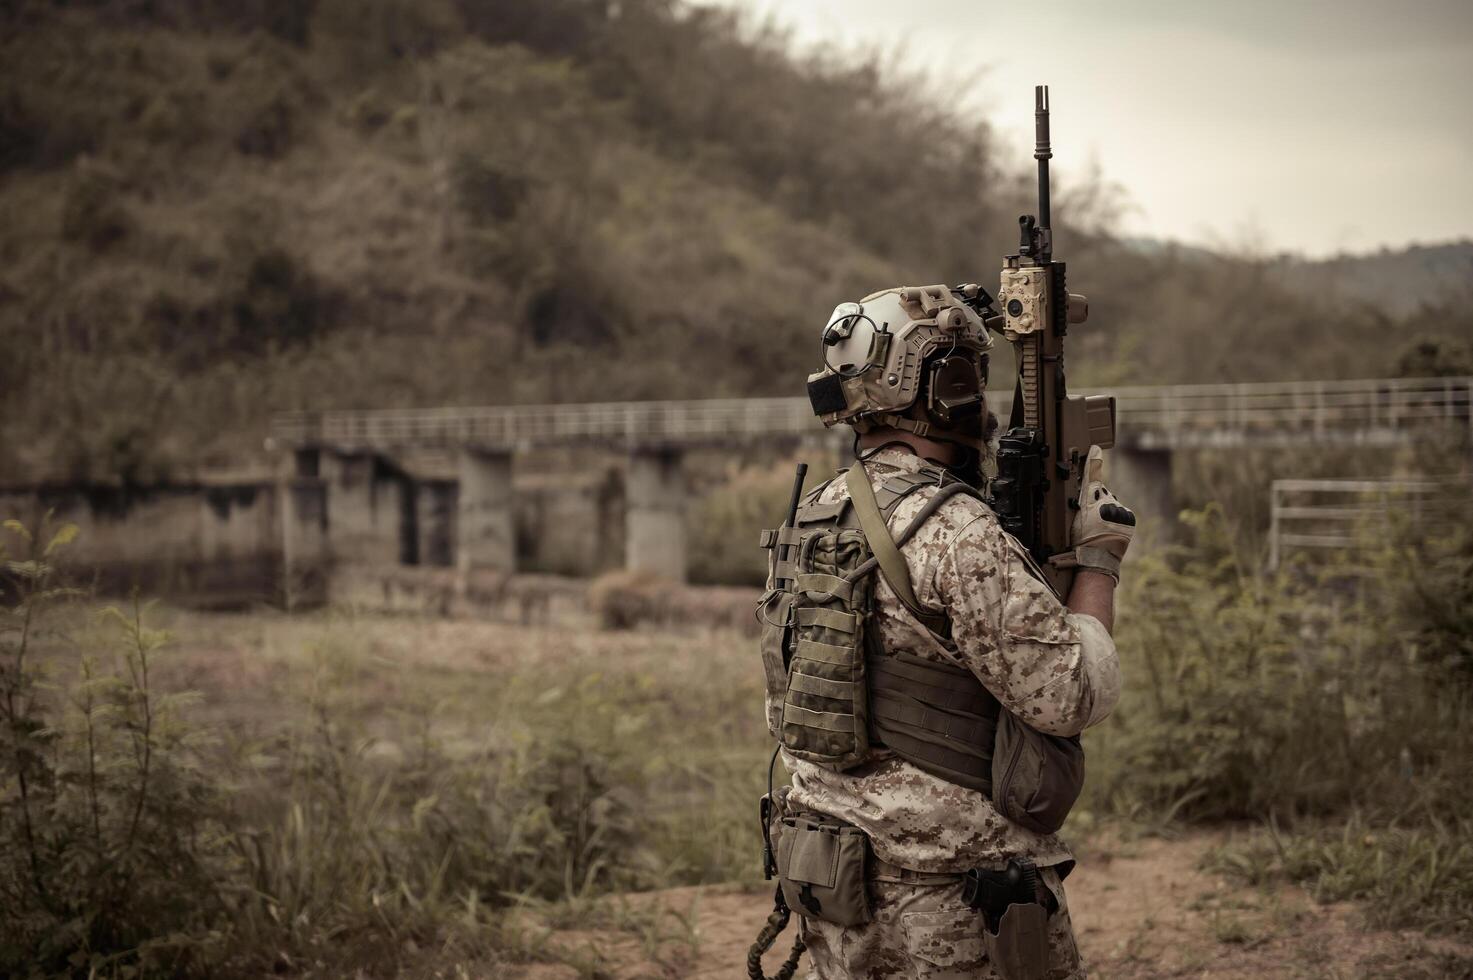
[1396,334,1473,377]
[1086,505,1473,824]
[0,91,45,172]
[1390,513,1473,681]
[60,162,134,251]
[453,152,529,225]
[221,653,659,971]
[1,521,236,977]
[588,569,671,629]
[311,0,463,73]
[234,91,297,157]
[230,246,334,352]
[688,456,834,586]
[1081,502,1473,937]
[1207,814,1473,939]
[1,522,681,976]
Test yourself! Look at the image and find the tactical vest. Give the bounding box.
[759,465,1002,794]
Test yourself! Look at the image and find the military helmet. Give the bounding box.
[807,284,996,438]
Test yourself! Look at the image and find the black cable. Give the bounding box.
[820,311,883,379]
[853,432,909,464]
[764,744,780,869]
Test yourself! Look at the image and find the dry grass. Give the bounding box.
[6,559,772,978]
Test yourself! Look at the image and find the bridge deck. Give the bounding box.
[270,376,1473,452]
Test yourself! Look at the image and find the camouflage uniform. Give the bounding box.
[779,447,1120,979]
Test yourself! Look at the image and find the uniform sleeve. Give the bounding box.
[931,515,1120,737]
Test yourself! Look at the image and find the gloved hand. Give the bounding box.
[1068,446,1135,582]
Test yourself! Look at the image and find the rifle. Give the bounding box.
[988,86,1117,597]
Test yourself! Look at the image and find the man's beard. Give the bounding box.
[978,409,1000,487]
[929,409,1000,490]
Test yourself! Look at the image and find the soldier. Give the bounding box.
[757,285,1133,980]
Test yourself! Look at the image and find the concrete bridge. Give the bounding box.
[269,376,1472,597]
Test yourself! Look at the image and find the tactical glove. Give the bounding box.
[1067,445,1135,583]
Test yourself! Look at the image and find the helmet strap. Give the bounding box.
[859,413,932,438]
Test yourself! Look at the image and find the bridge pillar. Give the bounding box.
[280,448,328,608]
[626,447,687,582]
[1108,447,1177,544]
[457,448,516,574]
[321,450,406,567]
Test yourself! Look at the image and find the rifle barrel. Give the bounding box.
[1034,85,1052,233]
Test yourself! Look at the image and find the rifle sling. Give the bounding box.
[845,465,959,633]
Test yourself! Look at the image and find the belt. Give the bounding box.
[868,856,967,885]
[869,857,1058,913]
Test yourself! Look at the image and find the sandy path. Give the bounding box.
[507,832,1471,980]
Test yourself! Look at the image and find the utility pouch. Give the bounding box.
[991,710,1085,836]
[778,527,874,770]
[757,590,796,739]
[773,811,872,927]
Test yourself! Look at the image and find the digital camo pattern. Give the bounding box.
[799,868,1083,980]
[782,447,1121,875]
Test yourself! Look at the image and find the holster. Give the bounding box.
[985,902,1049,980]
[962,861,1055,980]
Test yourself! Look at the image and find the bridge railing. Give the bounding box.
[1113,377,1472,438]
[273,397,828,450]
[270,376,1473,451]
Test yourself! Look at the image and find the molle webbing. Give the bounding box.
[774,523,874,768]
[868,652,999,794]
[840,466,1001,792]
[762,463,1003,792]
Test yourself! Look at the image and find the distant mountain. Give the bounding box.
[1284,240,1473,315]
[1123,237,1473,316]
[1118,236,1222,264]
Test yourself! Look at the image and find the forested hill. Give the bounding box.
[1,1,1468,483]
[1285,241,1473,316]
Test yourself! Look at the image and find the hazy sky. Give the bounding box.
[693,0,1473,257]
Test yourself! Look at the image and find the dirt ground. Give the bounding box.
[506,832,1473,980]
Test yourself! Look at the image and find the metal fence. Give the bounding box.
[270,376,1473,452]
[1267,478,1464,570]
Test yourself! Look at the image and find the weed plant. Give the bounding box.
[1205,814,1473,938]
[8,482,1473,973]
[2,519,237,975]
[2,519,770,977]
[1089,503,1473,937]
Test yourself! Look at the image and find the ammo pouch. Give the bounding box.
[773,522,876,770]
[771,805,872,928]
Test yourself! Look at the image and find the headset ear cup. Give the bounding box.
[925,354,984,426]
